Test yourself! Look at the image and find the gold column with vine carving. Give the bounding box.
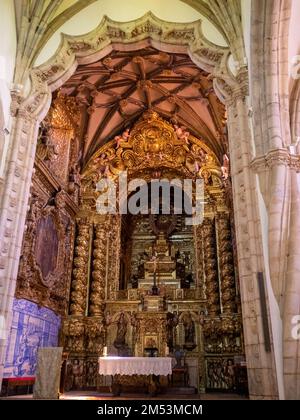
[107,215,121,300]
[217,213,237,314]
[194,224,205,299]
[89,220,108,315]
[203,218,220,315]
[69,219,91,316]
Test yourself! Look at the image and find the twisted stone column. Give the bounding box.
[69,219,91,316]
[89,221,108,316]
[203,218,220,315]
[217,213,236,314]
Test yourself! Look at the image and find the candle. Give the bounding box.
[166,346,169,355]
[103,346,107,357]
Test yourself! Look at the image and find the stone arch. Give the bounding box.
[181,0,246,65]
[1,10,282,401]
[15,0,232,84]
[20,12,235,124]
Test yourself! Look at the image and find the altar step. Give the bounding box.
[164,387,197,395]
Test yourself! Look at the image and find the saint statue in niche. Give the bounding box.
[183,311,196,350]
[113,312,128,349]
[166,311,179,351]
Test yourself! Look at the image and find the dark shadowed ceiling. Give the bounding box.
[59,47,227,164]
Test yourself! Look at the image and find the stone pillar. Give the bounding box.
[69,219,91,316]
[202,218,220,316]
[89,220,108,316]
[0,107,42,389]
[216,212,236,314]
[283,169,300,399]
[225,90,279,399]
[266,155,290,309]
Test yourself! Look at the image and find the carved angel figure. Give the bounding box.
[114,128,130,148]
[221,154,230,180]
[174,124,190,152]
[174,124,190,143]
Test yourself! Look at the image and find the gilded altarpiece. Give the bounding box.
[15,93,82,315]
[16,188,75,315]
[59,112,244,392]
[10,95,82,385]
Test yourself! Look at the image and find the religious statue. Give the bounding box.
[71,359,85,389]
[36,122,58,162]
[131,274,139,289]
[221,154,230,180]
[225,359,235,389]
[176,258,185,288]
[94,153,111,177]
[114,128,130,148]
[183,311,196,350]
[166,311,179,350]
[149,246,159,295]
[113,312,128,349]
[68,163,81,195]
[86,361,98,388]
[183,272,193,289]
[173,346,185,368]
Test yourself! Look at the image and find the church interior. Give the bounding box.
[0,0,300,400]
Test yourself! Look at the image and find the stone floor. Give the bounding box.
[1,391,248,400]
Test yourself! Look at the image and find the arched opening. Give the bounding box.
[2,14,250,397]
[119,182,195,293]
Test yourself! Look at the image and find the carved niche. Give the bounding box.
[16,191,73,315]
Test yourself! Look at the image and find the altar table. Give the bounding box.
[98,356,173,376]
[98,357,173,395]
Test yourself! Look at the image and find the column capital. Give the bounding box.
[251,148,300,172]
[214,66,249,107]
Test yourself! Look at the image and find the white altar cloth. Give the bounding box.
[99,357,173,376]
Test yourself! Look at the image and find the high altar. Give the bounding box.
[59,112,243,393]
[141,234,178,288]
[16,106,244,393]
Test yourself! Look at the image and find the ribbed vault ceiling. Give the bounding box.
[59,47,227,163]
